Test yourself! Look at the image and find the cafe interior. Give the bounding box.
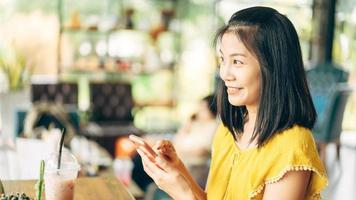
[1,0,356,199]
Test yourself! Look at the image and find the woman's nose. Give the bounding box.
[220,65,235,81]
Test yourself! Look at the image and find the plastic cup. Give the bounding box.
[113,157,133,186]
[44,149,81,200]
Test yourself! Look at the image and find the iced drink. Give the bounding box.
[44,149,80,200]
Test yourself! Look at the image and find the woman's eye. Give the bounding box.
[233,59,243,65]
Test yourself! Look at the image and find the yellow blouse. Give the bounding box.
[206,124,328,200]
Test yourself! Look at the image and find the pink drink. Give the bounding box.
[45,150,80,200]
[45,174,75,200]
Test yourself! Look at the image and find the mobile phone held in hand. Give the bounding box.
[129,135,158,158]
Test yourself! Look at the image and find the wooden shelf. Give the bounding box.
[61,26,121,33]
[134,100,176,108]
[60,70,135,82]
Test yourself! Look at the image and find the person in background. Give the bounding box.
[131,6,328,200]
[173,95,218,187]
[131,95,218,191]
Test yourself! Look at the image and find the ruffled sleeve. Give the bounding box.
[249,125,328,199]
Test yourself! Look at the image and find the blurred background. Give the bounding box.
[0,0,356,199]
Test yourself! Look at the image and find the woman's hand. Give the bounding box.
[135,140,195,200]
[154,140,180,167]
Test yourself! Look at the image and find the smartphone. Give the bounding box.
[129,135,157,158]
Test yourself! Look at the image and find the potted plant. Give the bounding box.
[0,48,29,92]
[0,48,31,140]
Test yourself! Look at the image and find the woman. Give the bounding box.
[131,6,328,200]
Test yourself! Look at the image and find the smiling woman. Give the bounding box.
[132,6,328,200]
[206,7,328,200]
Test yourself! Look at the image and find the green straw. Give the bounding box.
[35,160,45,200]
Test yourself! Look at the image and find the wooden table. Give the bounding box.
[2,177,135,200]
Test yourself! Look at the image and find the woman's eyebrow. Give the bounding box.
[230,53,246,57]
[219,49,246,57]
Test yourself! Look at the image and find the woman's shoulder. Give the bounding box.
[266,125,316,150]
[258,124,325,174]
[259,125,322,168]
[257,125,322,171]
[251,125,328,199]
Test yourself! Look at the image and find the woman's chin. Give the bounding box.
[228,96,244,106]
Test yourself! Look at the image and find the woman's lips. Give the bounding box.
[227,87,242,94]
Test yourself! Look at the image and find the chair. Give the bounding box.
[30,82,79,131]
[89,82,133,123]
[306,62,350,162]
[86,82,139,157]
[31,82,78,105]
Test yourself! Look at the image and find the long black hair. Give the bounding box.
[203,94,218,117]
[215,6,316,146]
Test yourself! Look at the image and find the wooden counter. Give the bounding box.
[2,177,135,200]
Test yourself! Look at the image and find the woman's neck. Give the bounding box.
[245,105,258,126]
[236,105,259,149]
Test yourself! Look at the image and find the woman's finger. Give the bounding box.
[137,148,166,174]
[129,135,158,157]
[154,154,171,170]
[152,144,169,168]
[137,149,156,177]
[137,146,156,162]
[155,140,178,163]
[157,140,176,154]
[153,143,160,152]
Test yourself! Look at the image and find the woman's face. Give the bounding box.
[219,32,261,108]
